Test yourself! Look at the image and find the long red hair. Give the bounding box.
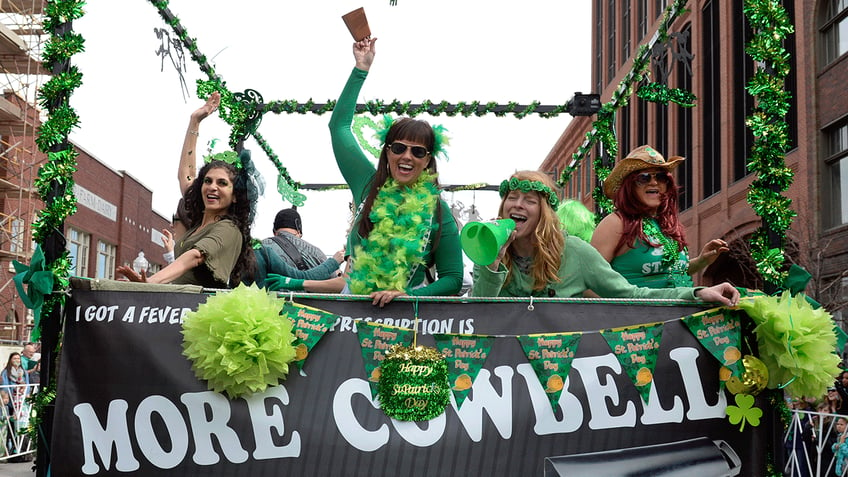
[613,170,687,253]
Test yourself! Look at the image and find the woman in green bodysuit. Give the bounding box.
[591,145,728,288]
[325,37,463,307]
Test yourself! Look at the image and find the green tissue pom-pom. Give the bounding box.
[739,291,841,399]
[182,284,297,398]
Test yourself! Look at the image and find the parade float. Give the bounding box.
[17,1,835,476]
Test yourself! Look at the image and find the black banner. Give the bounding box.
[52,291,770,476]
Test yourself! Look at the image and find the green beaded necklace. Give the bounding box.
[641,218,690,287]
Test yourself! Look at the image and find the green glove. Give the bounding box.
[266,274,304,291]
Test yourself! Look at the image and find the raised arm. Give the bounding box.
[178,92,220,196]
[328,39,379,204]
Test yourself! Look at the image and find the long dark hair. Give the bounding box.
[356,118,441,239]
[613,170,687,253]
[184,160,255,286]
[3,352,20,376]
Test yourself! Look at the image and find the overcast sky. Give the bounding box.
[69,0,592,255]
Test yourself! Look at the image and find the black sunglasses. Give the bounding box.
[634,172,670,185]
[388,142,430,159]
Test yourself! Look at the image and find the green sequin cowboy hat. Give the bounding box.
[603,145,684,199]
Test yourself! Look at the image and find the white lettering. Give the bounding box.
[333,378,389,451]
[73,400,140,474]
[180,392,248,465]
[134,395,188,469]
[244,386,302,460]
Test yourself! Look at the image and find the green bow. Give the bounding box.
[13,245,54,341]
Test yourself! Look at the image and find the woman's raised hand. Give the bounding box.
[353,38,377,71]
[191,91,220,122]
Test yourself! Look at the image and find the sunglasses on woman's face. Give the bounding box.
[634,172,670,185]
[388,142,430,159]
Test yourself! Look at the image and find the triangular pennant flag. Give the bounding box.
[681,309,743,385]
[433,333,494,408]
[282,302,339,371]
[356,321,414,398]
[601,322,664,405]
[516,333,581,412]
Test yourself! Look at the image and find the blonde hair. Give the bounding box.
[498,171,564,292]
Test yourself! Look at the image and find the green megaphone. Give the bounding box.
[460,219,516,266]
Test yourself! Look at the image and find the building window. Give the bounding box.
[10,218,24,254]
[620,104,632,157]
[677,24,694,210]
[638,0,648,41]
[655,0,668,19]
[732,0,755,181]
[825,119,848,227]
[821,0,848,66]
[596,0,604,94]
[702,1,722,198]
[637,88,649,145]
[607,0,617,83]
[622,0,632,62]
[68,228,90,277]
[96,241,116,279]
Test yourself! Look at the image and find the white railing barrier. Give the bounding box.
[785,408,848,477]
[0,383,39,462]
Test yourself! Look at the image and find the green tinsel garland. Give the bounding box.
[560,0,689,221]
[743,0,796,287]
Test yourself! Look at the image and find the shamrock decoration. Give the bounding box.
[726,393,762,432]
[352,115,383,160]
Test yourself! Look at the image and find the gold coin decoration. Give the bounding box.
[723,346,741,365]
[725,355,769,396]
[545,374,564,393]
[453,374,472,391]
[635,367,653,386]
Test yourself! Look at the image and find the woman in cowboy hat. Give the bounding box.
[591,145,728,288]
[471,170,739,307]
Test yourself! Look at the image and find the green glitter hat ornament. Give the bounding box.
[377,303,450,421]
[373,114,451,161]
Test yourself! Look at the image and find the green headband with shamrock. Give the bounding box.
[499,177,560,209]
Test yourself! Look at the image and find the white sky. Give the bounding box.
[70,0,592,255]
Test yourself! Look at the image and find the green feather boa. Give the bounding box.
[349,171,438,294]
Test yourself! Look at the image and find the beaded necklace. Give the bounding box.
[641,218,690,287]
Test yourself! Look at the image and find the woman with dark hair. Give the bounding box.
[471,170,739,306]
[0,353,29,416]
[592,145,728,288]
[325,37,463,307]
[118,152,258,288]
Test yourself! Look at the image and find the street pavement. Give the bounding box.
[0,462,35,476]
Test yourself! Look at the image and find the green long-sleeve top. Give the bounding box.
[472,233,701,300]
[328,67,463,296]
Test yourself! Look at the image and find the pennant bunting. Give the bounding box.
[283,302,339,371]
[356,321,414,398]
[681,309,743,385]
[601,323,664,405]
[433,333,494,407]
[517,333,582,412]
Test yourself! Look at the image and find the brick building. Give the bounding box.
[540,0,848,317]
[1,0,171,341]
